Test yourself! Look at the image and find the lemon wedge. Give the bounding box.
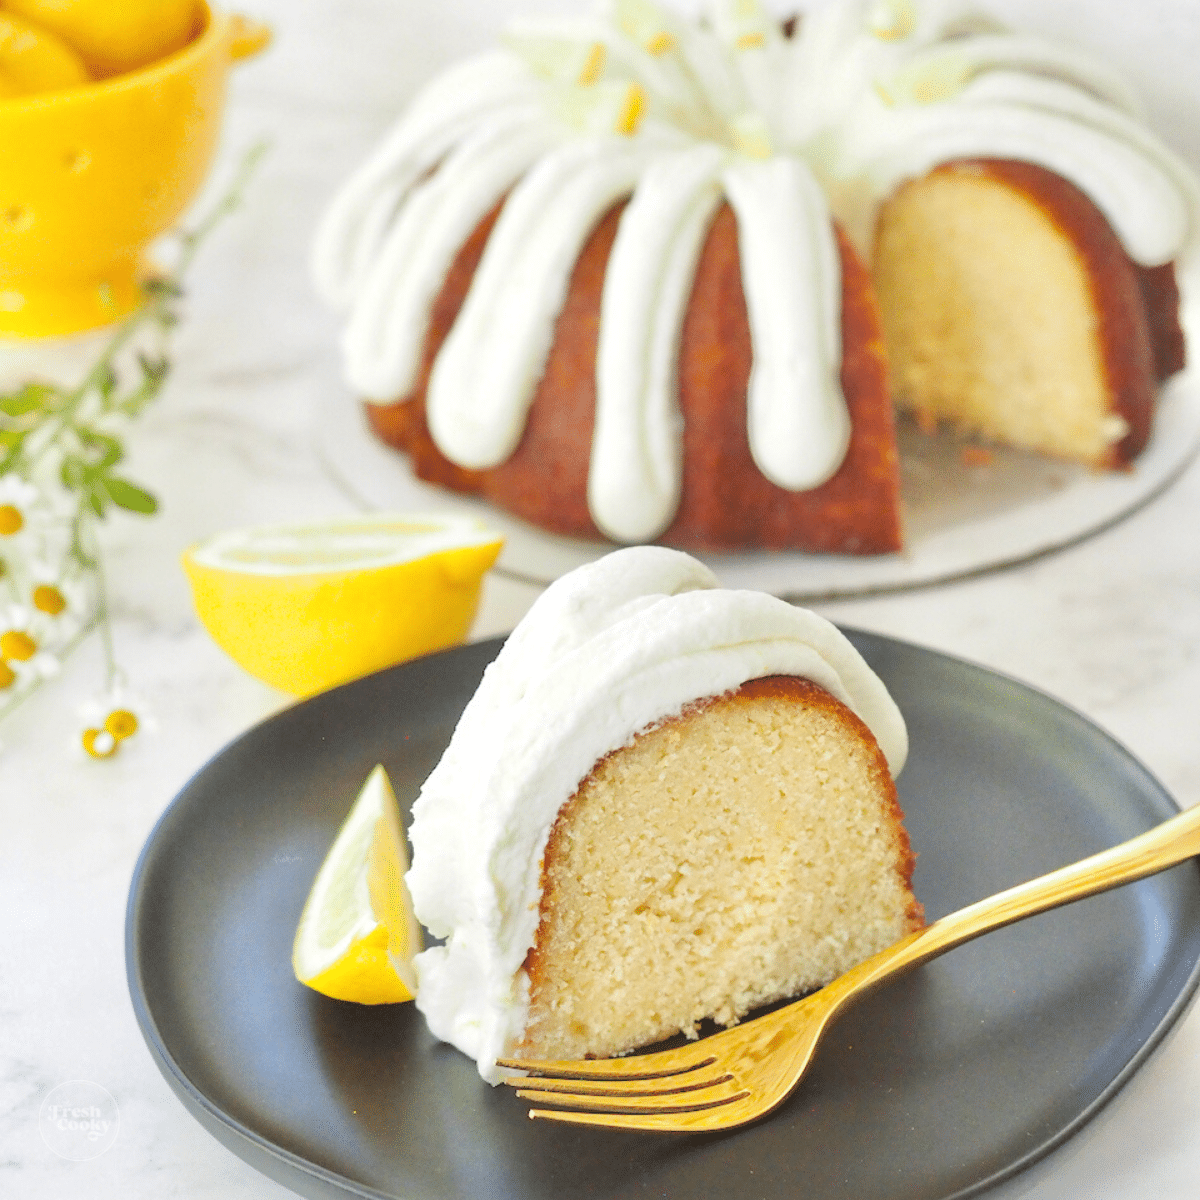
[181,512,504,697]
[0,11,91,98]
[3,0,199,79]
[293,765,423,1004]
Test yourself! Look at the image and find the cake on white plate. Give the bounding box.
[314,0,1195,554]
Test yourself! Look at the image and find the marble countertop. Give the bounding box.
[4,0,1200,1196]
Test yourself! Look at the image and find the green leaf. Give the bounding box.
[138,352,170,383]
[1,383,57,417]
[143,277,184,301]
[95,362,119,401]
[116,354,171,418]
[104,477,158,515]
[61,455,86,489]
[76,426,124,468]
[0,431,25,473]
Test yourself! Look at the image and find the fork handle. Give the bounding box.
[829,800,1200,1003]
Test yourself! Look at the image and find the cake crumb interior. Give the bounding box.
[874,163,1113,464]
[518,677,921,1062]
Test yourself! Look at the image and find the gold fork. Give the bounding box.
[497,800,1200,1132]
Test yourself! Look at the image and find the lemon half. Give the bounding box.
[292,765,423,1004]
[182,512,504,697]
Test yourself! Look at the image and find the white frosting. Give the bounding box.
[405,546,909,1082]
[425,136,678,469]
[315,0,1197,541]
[590,144,723,542]
[312,51,540,309]
[723,154,848,491]
[342,110,559,400]
[830,82,1193,265]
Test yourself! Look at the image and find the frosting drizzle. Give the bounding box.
[315,0,1196,542]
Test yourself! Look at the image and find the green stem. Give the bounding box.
[18,291,167,475]
[174,141,270,276]
[0,139,269,736]
[87,524,118,691]
[0,560,18,604]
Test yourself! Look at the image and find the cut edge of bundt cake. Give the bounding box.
[517,674,924,1064]
[872,158,1185,469]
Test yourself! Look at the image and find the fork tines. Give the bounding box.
[495,1052,717,1082]
[496,1053,749,1119]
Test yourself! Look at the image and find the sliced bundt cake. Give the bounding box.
[405,547,922,1080]
[315,0,1194,553]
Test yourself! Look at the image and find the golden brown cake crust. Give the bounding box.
[664,211,902,552]
[1135,260,1187,384]
[366,201,903,554]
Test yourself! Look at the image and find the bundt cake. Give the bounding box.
[405,546,922,1081]
[314,0,1195,553]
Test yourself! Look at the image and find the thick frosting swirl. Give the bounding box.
[405,546,908,1081]
[315,0,1196,543]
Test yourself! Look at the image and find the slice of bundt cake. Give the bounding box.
[405,546,922,1081]
[315,0,1195,555]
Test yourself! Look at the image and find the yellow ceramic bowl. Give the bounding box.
[0,4,269,338]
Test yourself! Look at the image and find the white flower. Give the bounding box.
[0,474,52,543]
[77,683,155,760]
[0,603,60,688]
[23,562,95,648]
[0,476,66,597]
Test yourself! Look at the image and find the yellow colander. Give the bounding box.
[0,4,269,338]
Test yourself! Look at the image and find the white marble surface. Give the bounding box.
[3,0,1200,1196]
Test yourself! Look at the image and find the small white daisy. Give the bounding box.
[22,561,96,648]
[0,603,61,689]
[0,476,63,594]
[77,684,155,760]
[0,475,50,541]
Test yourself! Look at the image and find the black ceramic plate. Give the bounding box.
[127,632,1200,1200]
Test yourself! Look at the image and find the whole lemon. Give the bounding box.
[0,10,90,97]
[2,0,200,79]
